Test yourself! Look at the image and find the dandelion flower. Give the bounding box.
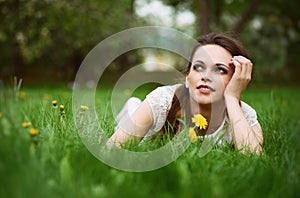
[43,93,50,100]
[60,105,65,117]
[80,105,88,111]
[52,100,57,107]
[18,91,27,100]
[189,127,198,143]
[0,112,2,119]
[22,122,31,128]
[192,114,208,130]
[59,105,65,110]
[29,128,38,137]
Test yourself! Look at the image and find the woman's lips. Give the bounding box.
[196,85,215,94]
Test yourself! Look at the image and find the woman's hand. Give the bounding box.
[224,56,253,101]
[223,56,263,153]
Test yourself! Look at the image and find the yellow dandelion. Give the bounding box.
[80,105,88,111]
[18,91,27,100]
[59,105,65,110]
[22,122,31,128]
[192,114,208,130]
[29,128,38,137]
[188,127,198,143]
[0,112,2,119]
[52,100,57,107]
[43,93,51,100]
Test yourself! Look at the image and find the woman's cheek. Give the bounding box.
[220,77,230,89]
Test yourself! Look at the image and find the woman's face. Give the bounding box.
[186,44,234,105]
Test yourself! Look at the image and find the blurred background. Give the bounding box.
[0,0,299,86]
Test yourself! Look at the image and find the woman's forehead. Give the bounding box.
[192,44,232,64]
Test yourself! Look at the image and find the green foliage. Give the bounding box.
[0,84,299,197]
[0,0,141,72]
[1,0,299,82]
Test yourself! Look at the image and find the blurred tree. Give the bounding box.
[0,0,299,83]
[0,0,141,82]
[162,0,261,35]
[239,0,300,81]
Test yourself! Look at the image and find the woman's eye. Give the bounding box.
[215,67,228,74]
[193,64,204,71]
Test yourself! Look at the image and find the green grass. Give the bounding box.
[0,84,299,198]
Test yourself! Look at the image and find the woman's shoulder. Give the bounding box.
[146,84,182,100]
[240,101,256,113]
[152,84,182,92]
[145,84,183,132]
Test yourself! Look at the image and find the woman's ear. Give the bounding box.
[185,77,189,88]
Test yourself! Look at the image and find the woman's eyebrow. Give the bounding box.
[194,60,206,65]
[216,63,230,68]
[194,60,230,68]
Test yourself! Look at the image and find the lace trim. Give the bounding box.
[145,84,181,135]
[241,101,258,126]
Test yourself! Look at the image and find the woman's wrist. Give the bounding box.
[224,94,240,105]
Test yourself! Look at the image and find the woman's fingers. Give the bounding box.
[231,56,252,81]
[225,56,253,99]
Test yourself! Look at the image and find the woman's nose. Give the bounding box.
[200,70,212,82]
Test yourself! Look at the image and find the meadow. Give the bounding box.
[0,82,299,198]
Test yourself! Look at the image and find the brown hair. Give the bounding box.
[160,33,249,137]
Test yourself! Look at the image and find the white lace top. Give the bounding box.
[143,84,259,144]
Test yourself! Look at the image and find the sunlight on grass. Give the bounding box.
[0,85,299,197]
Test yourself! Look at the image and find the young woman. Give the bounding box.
[107,33,263,153]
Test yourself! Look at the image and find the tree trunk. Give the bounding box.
[69,52,83,82]
[231,0,260,36]
[13,39,26,78]
[214,0,223,26]
[129,0,135,14]
[11,0,26,78]
[199,0,211,35]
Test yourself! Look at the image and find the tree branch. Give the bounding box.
[231,0,260,36]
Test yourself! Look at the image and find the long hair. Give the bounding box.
[161,33,249,137]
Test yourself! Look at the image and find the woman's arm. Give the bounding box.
[225,97,263,153]
[224,56,263,153]
[107,100,153,148]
